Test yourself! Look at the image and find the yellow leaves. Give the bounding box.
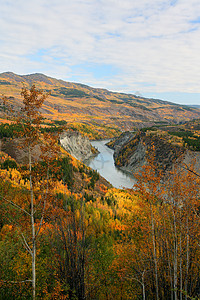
[0,168,28,188]
[108,218,126,231]
[105,188,139,212]
[53,180,70,195]
[71,156,79,168]
[94,209,101,221]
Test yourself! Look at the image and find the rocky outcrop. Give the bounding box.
[107,131,145,173]
[115,140,147,174]
[110,130,200,176]
[107,131,135,153]
[60,130,96,161]
[182,150,200,174]
[0,131,96,164]
[0,138,42,164]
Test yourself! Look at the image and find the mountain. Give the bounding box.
[0,72,200,131]
[188,104,200,109]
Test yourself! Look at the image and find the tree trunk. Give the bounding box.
[179,216,183,300]
[142,271,146,300]
[172,209,178,300]
[151,206,159,300]
[29,145,36,300]
[185,216,189,300]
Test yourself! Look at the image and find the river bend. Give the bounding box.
[84,140,135,189]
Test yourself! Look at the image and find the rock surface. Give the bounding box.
[60,130,95,161]
[0,138,42,164]
[110,131,200,175]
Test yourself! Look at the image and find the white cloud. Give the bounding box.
[0,0,200,101]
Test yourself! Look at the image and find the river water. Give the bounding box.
[84,140,136,189]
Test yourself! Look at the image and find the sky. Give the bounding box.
[1,0,200,105]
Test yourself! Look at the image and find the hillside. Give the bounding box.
[0,84,199,299]
[108,119,200,175]
[1,72,200,132]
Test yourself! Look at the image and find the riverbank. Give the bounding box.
[84,140,135,189]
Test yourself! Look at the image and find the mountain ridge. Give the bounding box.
[0,72,200,131]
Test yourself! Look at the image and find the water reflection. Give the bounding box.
[84,140,135,189]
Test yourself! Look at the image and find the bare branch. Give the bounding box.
[182,163,200,178]
[19,232,32,256]
[0,280,32,284]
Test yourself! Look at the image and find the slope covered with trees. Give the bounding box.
[0,72,200,133]
[0,86,199,300]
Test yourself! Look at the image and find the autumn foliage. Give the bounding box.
[0,86,199,299]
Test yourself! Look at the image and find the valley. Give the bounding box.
[0,76,199,300]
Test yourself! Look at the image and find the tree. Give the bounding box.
[50,193,87,300]
[132,149,200,300]
[0,85,57,299]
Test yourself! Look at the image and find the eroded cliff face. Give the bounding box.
[60,130,96,161]
[0,131,96,164]
[110,131,200,175]
[107,132,146,173]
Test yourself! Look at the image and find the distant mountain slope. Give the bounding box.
[0,72,200,131]
[189,104,200,109]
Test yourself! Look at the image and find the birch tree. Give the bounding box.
[0,85,55,299]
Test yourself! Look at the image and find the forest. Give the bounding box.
[0,86,199,300]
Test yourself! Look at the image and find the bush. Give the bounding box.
[1,159,17,170]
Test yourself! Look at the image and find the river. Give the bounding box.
[84,140,136,189]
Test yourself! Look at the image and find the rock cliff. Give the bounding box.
[109,130,200,175]
[60,130,96,161]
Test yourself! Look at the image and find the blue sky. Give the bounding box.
[1,0,200,105]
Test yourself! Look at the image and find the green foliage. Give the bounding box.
[53,87,89,98]
[109,99,123,104]
[0,80,12,85]
[168,130,194,138]
[52,120,67,126]
[84,192,95,202]
[51,156,74,188]
[40,126,60,134]
[105,195,116,207]
[1,159,17,170]
[89,234,116,299]
[87,169,99,189]
[0,229,32,299]
[168,130,200,150]
[0,123,24,138]
[183,136,200,151]
[141,126,158,132]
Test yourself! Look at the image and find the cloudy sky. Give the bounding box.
[1,0,200,105]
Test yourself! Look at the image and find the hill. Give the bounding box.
[0,72,200,132]
[108,119,200,175]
